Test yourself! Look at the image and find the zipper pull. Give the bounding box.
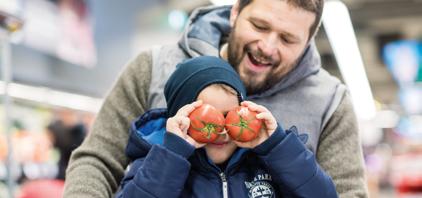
[220,172,229,198]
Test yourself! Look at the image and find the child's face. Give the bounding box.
[197,85,239,165]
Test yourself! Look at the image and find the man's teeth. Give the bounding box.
[252,54,270,65]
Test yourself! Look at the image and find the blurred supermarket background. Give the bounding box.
[1,0,422,197]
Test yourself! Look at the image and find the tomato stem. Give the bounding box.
[227,116,256,141]
[192,117,223,139]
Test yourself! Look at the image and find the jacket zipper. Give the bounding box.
[220,172,228,198]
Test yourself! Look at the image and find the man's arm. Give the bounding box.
[317,92,369,198]
[63,51,153,197]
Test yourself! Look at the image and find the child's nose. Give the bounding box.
[218,129,230,141]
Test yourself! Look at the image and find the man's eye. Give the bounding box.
[281,37,293,44]
[252,23,268,31]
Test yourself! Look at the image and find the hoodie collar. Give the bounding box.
[125,109,167,159]
[178,5,321,98]
[178,5,231,57]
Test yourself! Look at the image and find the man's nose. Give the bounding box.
[257,33,278,57]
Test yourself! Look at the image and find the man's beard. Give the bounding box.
[227,29,296,95]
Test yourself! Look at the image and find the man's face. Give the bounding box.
[227,0,316,94]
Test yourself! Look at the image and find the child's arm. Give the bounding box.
[116,101,205,198]
[253,128,338,197]
[116,141,194,198]
[236,101,338,197]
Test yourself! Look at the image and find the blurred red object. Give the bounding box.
[18,179,64,198]
[391,153,422,194]
[0,134,7,161]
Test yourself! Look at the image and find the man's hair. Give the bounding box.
[237,0,324,40]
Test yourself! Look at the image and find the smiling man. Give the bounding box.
[64,0,369,197]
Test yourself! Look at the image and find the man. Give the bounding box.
[64,0,369,197]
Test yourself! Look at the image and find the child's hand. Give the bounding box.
[166,100,206,148]
[233,101,277,148]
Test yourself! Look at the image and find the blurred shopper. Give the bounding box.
[48,120,86,180]
[64,0,368,197]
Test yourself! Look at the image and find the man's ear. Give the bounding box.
[230,1,240,27]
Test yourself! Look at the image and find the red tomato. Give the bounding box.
[225,106,263,142]
[188,104,225,143]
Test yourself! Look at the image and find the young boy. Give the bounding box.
[116,56,337,198]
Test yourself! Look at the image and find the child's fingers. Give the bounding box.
[256,112,275,120]
[179,117,191,132]
[176,100,203,117]
[240,101,254,107]
[241,101,268,113]
[256,112,277,129]
[192,100,203,107]
[168,116,190,133]
[176,106,193,117]
[166,117,184,135]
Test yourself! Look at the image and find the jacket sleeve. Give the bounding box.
[253,127,338,197]
[316,92,369,198]
[63,51,153,198]
[115,144,192,198]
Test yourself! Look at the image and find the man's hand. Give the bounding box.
[166,100,206,148]
[233,101,277,148]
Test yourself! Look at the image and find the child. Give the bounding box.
[116,56,337,198]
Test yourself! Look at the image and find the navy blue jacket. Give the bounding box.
[116,109,338,198]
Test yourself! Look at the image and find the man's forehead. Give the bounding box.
[243,2,314,40]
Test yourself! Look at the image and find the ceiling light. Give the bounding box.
[0,81,102,113]
[323,0,377,121]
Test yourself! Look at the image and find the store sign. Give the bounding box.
[383,40,421,86]
[398,86,422,115]
[1,0,97,68]
[397,115,422,139]
[383,40,422,114]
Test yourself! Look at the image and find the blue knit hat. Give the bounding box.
[164,56,246,117]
